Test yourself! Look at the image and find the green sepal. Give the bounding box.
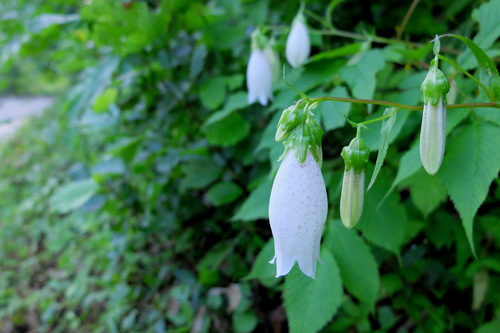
[421,66,450,106]
[275,104,302,142]
[341,137,370,174]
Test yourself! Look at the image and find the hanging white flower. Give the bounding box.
[246,48,274,106]
[285,14,310,68]
[420,96,446,175]
[268,148,328,278]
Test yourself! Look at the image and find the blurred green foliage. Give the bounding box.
[0,0,499,332]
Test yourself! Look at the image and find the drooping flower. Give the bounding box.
[247,30,274,106]
[420,59,449,175]
[285,12,310,68]
[269,148,328,278]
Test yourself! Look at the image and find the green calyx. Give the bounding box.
[341,137,370,174]
[276,101,323,164]
[421,61,450,106]
[251,28,269,51]
[275,103,302,142]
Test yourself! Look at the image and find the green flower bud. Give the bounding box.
[341,137,370,174]
[340,168,365,229]
[340,137,369,228]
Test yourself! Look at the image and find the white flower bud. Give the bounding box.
[246,49,274,106]
[285,17,310,68]
[269,149,328,278]
[420,96,446,175]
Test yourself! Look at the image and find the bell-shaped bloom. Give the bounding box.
[420,96,446,175]
[246,49,273,106]
[285,17,310,68]
[269,149,328,278]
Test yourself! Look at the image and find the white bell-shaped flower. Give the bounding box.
[246,49,274,106]
[420,96,446,175]
[285,17,310,68]
[269,149,328,278]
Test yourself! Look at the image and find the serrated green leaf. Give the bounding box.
[359,166,407,255]
[49,178,98,214]
[368,108,397,190]
[406,168,448,218]
[232,179,273,222]
[207,182,243,206]
[325,221,379,309]
[438,123,500,256]
[339,49,386,100]
[204,112,250,146]
[284,248,342,333]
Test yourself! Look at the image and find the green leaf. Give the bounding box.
[199,77,227,110]
[309,43,362,63]
[232,178,273,222]
[385,142,421,198]
[359,166,407,255]
[405,168,448,218]
[49,179,98,214]
[458,0,500,70]
[245,238,277,285]
[438,123,500,256]
[445,34,499,101]
[93,88,118,113]
[204,112,250,146]
[189,44,207,80]
[317,86,351,131]
[284,248,342,333]
[232,312,258,333]
[477,320,500,333]
[207,182,243,206]
[181,156,222,190]
[368,108,397,190]
[339,49,386,100]
[324,221,380,309]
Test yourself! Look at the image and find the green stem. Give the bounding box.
[359,107,399,126]
[310,96,500,111]
[437,54,495,102]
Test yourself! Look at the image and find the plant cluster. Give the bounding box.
[0,0,499,332]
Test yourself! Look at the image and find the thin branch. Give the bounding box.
[310,96,500,111]
[396,0,420,40]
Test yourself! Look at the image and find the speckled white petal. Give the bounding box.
[269,149,328,278]
[285,21,310,68]
[246,50,274,106]
[420,97,446,175]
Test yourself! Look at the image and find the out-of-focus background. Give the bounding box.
[1,0,499,332]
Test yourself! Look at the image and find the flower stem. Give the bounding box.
[310,96,500,111]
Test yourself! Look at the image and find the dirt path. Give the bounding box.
[0,96,53,141]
